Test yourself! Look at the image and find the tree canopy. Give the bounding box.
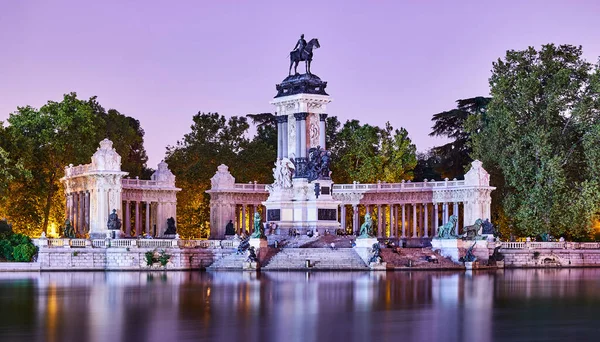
[468,44,600,240]
[0,93,151,236]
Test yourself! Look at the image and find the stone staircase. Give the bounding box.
[207,252,248,270]
[262,248,368,270]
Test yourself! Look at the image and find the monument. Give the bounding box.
[263,35,341,235]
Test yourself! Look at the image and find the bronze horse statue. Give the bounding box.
[289,38,320,75]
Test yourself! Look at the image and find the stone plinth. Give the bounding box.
[249,238,268,250]
[431,238,490,263]
[354,237,379,265]
[369,262,387,270]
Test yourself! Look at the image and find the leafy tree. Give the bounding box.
[429,97,491,179]
[468,44,600,240]
[413,151,443,182]
[330,120,417,183]
[165,112,250,238]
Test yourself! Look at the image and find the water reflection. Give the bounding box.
[1,269,600,341]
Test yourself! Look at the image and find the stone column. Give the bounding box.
[282,117,289,158]
[294,113,303,158]
[389,204,395,238]
[319,114,327,148]
[125,201,131,237]
[401,204,406,238]
[242,204,247,234]
[277,116,283,159]
[412,203,417,238]
[340,205,346,232]
[135,201,140,236]
[423,203,429,237]
[376,204,382,238]
[454,202,460,234]
[145,201,150,236]
[433,203,439,236]
[84,191,90,233]
[352,204,358,235]
[443,202,449,225]
[300,116,307,158]
[78,192,84,234]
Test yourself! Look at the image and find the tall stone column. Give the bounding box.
[135,201,141,236]
[443,202,449,225]
[125,201,131,237]
[389,204,395,238]
[340,205,346,232]
[277,116,283,159]
[78,192,84,234]
[412,203,417,238]
[145,201,150,236]
[454,202,460,234]
[242,204,247,234]
[376,204,382,238]
[433,203,439,236]
[293,113,309,177]
[319,114,327,148]
[352,204,358,235]
[401,204,406,238]
[84,191,90,233]
[424,203,429,238]
[282,117,289,158]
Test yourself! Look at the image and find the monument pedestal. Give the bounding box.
[354,237,379,266]
[431,238,490,263]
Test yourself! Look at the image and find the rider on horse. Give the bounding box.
[292,34,307,59]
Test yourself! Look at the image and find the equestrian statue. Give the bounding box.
[289,34,321,75]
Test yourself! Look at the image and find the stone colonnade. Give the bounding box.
[62,140,180,238]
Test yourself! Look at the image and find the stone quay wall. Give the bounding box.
[500,242,600,268]
[27,238,238,271]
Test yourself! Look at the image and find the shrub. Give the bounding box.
[0,240,13,261]
[13,244,38,262]
[144,251,155,266]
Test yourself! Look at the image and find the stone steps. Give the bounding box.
[262,248,368,270]
[207,252,247,270]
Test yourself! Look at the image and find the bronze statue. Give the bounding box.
[62,219,76,239]
[107,209,121,231]
[165,217,177,235]
[289,35,321,75]
[250,212,264,238]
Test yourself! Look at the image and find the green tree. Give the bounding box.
[468,44,600,240]
[330,120,417,183]
[429,97,491,179]
[165,112,250,238]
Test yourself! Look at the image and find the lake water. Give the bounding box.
[0,269,599,342]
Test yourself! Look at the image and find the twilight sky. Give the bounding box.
[1,0,599,168]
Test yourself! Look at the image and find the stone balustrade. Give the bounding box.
[500,241,600,249]
[34,238,239,249]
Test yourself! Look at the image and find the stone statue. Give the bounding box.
[250,212,264,238]
[358,212,374,238]
[369,243,382,264]
[225,220,235,235]
[165,217,177,235]
[107,209,121,231]
[62,219,76,239]
[280,158,295,188]
[289,35,321,75]
[436,215,458,239]
[481,219,495,235]
[462,219,483,240]
[247,246,258,263]
[459,242,477,263]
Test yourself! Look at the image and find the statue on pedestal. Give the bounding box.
[250,212,264,238]
[62,219,76,239]
[165,217,177,235]
[358,212,374,238]
[436,215,458,239]
[289,35,321,75]
[369,243,382,263]
[107,209,121,231]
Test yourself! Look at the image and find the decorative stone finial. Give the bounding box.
[151,160,176,185]
[91,139,122,171]
[210,164,236,190]
[465,160,490,186]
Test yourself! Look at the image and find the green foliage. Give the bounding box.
[13,243,38,262]
[429,97,491,179]
[0,93,151,235]
[329,120,417,183]
[0,219,12,234]
[144,249,171,267]
[144,251,155,266]
[0,232,36,262]
[468,44,600,240]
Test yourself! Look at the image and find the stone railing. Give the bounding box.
[500,241,600,250]
[34,238,239,249]
[332,179,466,193]
[64,164,91,177]
[233,182,268,191]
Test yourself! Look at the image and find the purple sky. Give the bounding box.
[1,0,599,168]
